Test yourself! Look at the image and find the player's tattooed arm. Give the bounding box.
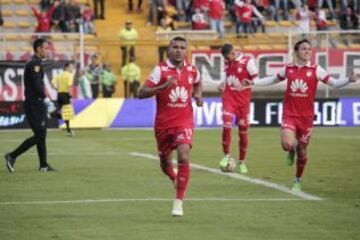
[193,81,203,107]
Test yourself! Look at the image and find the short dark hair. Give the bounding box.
[33,38,47,52]
[294,39,311,52]
[170,36,187,45]
[64,62,72,69]
[221,44,234,58]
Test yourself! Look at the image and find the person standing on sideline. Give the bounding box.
[218,44,259,174]
[5,38,57,173]
[138,36,203,217]
[118,20,138,67]
[51,62,75,136]
[100,63,117,98]
[244,39,357,191]
[121,56,141,98]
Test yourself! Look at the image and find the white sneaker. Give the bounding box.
[171,199,183,217]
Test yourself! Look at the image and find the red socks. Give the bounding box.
[296,157,308,178]
[176,163,190,200]
[222,127,231,155]
[238,129,248,161]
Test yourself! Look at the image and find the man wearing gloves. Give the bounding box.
[4,38,57,173]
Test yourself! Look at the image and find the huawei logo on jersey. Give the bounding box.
[168,86,188,108]
[290,79,308,97]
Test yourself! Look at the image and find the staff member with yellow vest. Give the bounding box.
[121,56,141,98]
[118,20,138,67]
[52,62,75,136]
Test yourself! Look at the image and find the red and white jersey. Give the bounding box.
[278,63,330,117]
[235,4,254,23]
[234,0,263,23]
[222,54,258,107]
[208,0,224,20]
[145,60,201,130]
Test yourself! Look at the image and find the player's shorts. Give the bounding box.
[155,127,193,156]
[24,100,47,132]
[281,115,314,144]
[57,92,71,106]
[222,102,250,128]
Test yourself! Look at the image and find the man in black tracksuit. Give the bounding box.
[4,38,56,172]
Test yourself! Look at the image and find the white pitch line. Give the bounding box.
[129,152,323,201]
[0,137,153,142]
[0,198,308,206]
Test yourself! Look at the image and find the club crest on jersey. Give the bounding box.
[306,71,312,77]
[237,67,242,73]
[34,65,40,72]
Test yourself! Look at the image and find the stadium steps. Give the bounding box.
[94,0,158,97]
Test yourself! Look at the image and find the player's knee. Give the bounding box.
[238,125,248,133]
[281,141,293,151]
[34,130,46,142]
[178,152,189,164]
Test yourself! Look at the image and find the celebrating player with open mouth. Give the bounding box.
[245,39,357,191]
[138,36,203,216]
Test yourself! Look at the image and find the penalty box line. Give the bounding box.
[129,152,323,201]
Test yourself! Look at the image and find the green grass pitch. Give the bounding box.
[0,127,359,240]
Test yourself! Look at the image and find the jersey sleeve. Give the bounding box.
[145,65,161,88]
[316,65,330,83]
[246,58,258,79]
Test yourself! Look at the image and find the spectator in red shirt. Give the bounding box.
[192,0,208,11]
[208,0,225,38]
[30,2,57,33]
[82,3,94,34]
[192,8,208,30]
[235,0,264,37]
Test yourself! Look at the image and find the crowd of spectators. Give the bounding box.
[148,0,359,38]
[31,0,96,34]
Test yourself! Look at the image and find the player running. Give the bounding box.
[245,39,357,191]
[138,36,203,216]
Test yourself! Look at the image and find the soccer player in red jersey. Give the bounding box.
[218,44,259,174]
[245,39,357,191]
[138,36,203,216]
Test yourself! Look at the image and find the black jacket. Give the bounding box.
[24,55,46,102]
[340,14,359,30]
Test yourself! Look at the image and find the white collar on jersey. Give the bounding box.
[294,61,311,67]
[166,59,188,69]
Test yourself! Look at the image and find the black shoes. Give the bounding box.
[5,153,15,173]
[39,165,57,172]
